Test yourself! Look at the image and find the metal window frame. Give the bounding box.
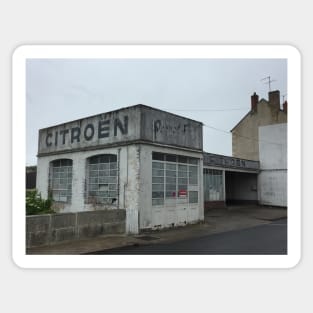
[49,159,73,203]
[86,154,119,205]
[152,153,200,206]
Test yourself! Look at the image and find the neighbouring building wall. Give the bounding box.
[258,171,287,207]
[26,166,37,189]
[258,123,287,207]
[232,91,287,161]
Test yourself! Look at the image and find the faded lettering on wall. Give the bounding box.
[45,116,128,148]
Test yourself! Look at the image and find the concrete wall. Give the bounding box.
[258,171,287,207]
[38,106,141,155]
[232,98,287,161]
[258,123,287,207]
[38,105,203,156]
[140,106,203,150]
[259,124,287,169]
[26,209,126,248]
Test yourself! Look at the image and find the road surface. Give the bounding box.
[87,218,287,255]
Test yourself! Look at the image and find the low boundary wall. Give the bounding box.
[26,209,126,248]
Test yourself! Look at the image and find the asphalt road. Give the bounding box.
[87,218,287,255]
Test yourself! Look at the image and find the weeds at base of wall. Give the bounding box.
[26,189,55,216]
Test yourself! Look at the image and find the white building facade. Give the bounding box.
[36,105,204,231]
[258,123,287,207]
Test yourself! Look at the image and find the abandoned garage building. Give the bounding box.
[36,104,260,231]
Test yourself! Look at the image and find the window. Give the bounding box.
[152,152,199,205]
[189,191,198,203]
[152,161,164,206]
[203,168,224,201]
[87,154,118,205]
[49,159,73,202]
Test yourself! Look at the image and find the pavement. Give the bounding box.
[26,205,287,255]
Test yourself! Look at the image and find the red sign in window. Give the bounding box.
[179,189,187,196]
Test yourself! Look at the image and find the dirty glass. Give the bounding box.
[152,152,199,205]
[203,168,223,201]
[49,159,73,202]
[87,154,118,205]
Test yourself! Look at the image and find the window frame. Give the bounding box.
[203,168,224,201]
[48,158,73,203]
[152,152,200,206]
[86,154,119,206]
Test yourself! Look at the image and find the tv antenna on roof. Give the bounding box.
[261,76,276,91]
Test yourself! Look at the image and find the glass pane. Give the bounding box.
[178,156,188,163]
[110,170,117,176]
[152,184,164,191]
[90,177,98,184]
[108,176,117,183]
[152,152,164,161]
[166,184,176,191]
[109,191,117,197]
[166,170,176,177]
[99,170,109,176]
[99,163,110,170]
[178,164,187,172]
[189,166,198,185]
[166,163,176,170]
[110,162,117,169]
[89,164,98,171]
[178,177,188,184]
[152,191,164,198]
[165,154,176,162]
[166,177,176,184]
[189,191,198,203]
[152,162,164,169]
[152,169,164,177]
[152,176,164,184]
[166,191,177,198]
[188,157,198,165]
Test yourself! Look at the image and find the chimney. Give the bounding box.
[251,92,259,112]
[268,90,280,110]
[283,100,288,113]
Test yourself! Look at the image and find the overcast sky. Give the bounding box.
[26,58,287,165]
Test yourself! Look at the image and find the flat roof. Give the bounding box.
[39,104,203,131]
[203,151,259,171]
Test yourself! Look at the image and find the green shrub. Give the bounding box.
[26,190,55,215]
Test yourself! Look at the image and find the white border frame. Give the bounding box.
[12,45,301,269]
